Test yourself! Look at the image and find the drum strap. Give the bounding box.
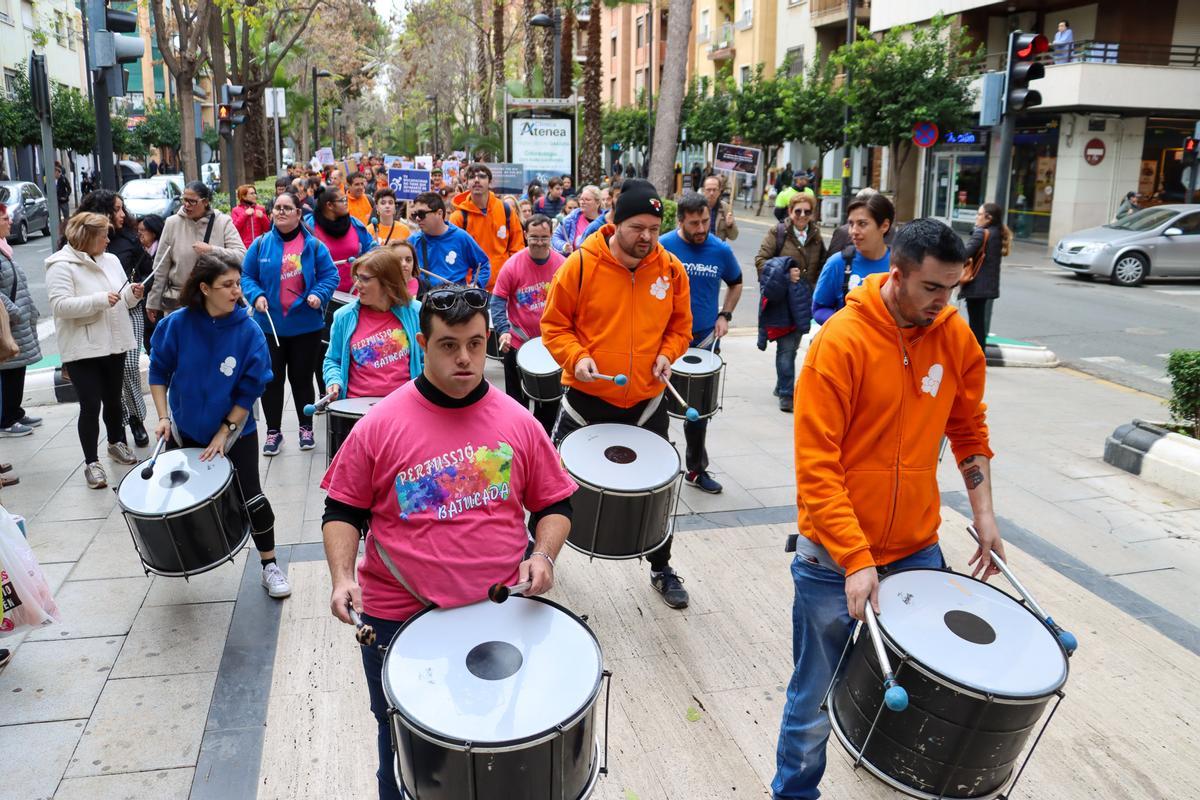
[560,392,663,428]
[372,537,434,608]
[558,394,589,427]
[636,393,663,427]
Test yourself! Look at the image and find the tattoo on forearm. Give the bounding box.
[959,456,985,490]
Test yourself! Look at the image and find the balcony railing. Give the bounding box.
[697,27,711,44]
[734,9,752,30]
[963,40,1200,74]
[811,0,869,26]
[708,22,734,57]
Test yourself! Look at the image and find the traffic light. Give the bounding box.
[86,0,145,98]
[1004,31,1048,115]
[1184,137,1199,168]
[219,83,247,137]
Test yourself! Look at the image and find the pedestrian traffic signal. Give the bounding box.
[85,0,144,97]
[1004,32,1048,115]
[219,83,247,137]
[1184,138,1199,168]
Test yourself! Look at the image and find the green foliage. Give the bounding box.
[660,198,676,231]
[683,77,733,147]
[51,86,96,155]
[1166,350,1200,438]
[733,65,792,153]
[110,115,141,159]
[787,49,845,158]
[134,103,182,153]
[211,192,232,213]
[200,125,221,153]
[0,68,40,149]
[601,105,649,150]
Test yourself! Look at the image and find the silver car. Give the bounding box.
[1054,204,1200,286]
[120,178,181,220]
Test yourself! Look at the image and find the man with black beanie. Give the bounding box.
[541,178,695,609]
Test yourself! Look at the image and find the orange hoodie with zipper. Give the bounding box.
[794,272,992,574]
[450,190,524,290]
[541,225,693,409]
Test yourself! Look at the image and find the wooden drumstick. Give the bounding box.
[347,604,376,646]
[863,604,908,712]
[662,376,700,422]
[488,579,531,604]
[139,435,168,480]
[594,372,628,386]
[303,389,338,417]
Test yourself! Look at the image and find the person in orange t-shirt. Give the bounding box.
[771,218,1007,800]
[345,173,374,226]
[366,188,409,246]
[449,164,524,291]
[541,178,693,609]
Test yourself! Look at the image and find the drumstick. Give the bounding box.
[862,604,909,712]
[594,372,628,386]
[139,435,168,480]
[967,526,1078,655]
[332,257,357,267]
[303,388,339,416]
[662,376,700,422]
[261,307,281,348]
[347,604,376,646]
[487,579,531,604]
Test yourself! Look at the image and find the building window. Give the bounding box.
[739,65,751,87]
[660,10,667,40]
[786,46,805,77]
[0,0,13,26]
[700,9,709,36]
[4,69,18,99]
[610,32,616,58]
[635,68,645,96]
[636,16,644,48]
[21,0,33,30]
[609,76,616,100]
[54,10,67,45]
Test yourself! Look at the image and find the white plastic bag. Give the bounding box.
[0,504,61,634]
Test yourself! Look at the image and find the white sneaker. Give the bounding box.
[261,563,291,598]
[107,441,138,465]
[84,462,108,489]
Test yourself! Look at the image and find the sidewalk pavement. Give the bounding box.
[1,335,1198,798]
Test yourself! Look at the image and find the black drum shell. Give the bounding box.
[322,295,352,346]
[486,328,501,361]
[120,471,250,577]
[326,409,363,465]
[831,623,1061,798]
[565,477,675,559]
[668,367,721,420]
[519,370,564,404]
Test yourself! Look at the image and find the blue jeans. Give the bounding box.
[771,542,947,800]
[361,613,407,800]
[773,330,801,398]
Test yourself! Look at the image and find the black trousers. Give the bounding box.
[170,430,275,554]
[263,329,321,431]
[65,353,127,462]
[552,387,674,571]
[501,347,560,436]
[964,297,994,353]
[0,367,27,427]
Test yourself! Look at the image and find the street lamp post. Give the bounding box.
[331,107,342,154]
[426,93,440,156]
[312,68,332,159]
[529,11,562,98]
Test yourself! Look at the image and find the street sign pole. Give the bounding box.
[30,53,60,227]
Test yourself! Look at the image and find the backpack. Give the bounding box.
[960,227,991,286]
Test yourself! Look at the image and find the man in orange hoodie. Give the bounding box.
[772,218,1007,800]
[541,179,694,608]
[450,163,524,290]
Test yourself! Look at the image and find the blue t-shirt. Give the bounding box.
[408,224,491,288]
[660,231,742,337]
[811,247,891,324]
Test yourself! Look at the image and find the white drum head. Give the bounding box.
[385,597,602,745]
[329,397,382,417]
[672,348,723,375]
[878,569,1068,698]
[515,336,561,376]
[559,423,680,492]
[117,448,232,515]
[331,290,357,307]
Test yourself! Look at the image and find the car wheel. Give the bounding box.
[13,221,28,245]
[1110,253,1148,287]
[41,220,52,237]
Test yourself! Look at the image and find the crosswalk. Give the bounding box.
[1078,355,1171,386]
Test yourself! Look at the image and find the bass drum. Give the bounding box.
[829,568,1069,799]
[116,448,250,578]
[384,596,607,799]
[326,396,382,465]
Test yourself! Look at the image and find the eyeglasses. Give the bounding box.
[526,236,551,244]
[426,286,489,312]
[333,196,349,205]
[182,197,202,207]
[353,273,377,284]
[791,208,813,217]
[412,209,434,221]
[273,205,297,214]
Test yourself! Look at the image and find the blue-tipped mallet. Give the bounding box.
[967,525,1077,655]
[863,603,909,712]
[663,379,700,422]
[595,372,628,386]
[303,391,337,417]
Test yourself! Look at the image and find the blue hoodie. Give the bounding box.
[811,247,891,325]
[552,208,600,254]
[407,224,491,288]
[322,298,425,397]
[148,306,273,443]
[240,226,340,338]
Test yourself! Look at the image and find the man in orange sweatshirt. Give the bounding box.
[541,179,694,608]
[772,218,1007,799]
[450,163,524,291]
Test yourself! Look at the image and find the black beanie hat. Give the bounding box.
[613,178,663,224]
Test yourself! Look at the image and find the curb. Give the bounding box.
[23,355,150,408]
[985,342,1059,368]
[1104,419,1200,503]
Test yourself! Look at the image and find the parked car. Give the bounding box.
[0,181,51,245]
[120,178,182,220]
[151,173,185,194]
[1054,204,1200,286]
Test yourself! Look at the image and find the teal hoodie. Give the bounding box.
[322,298,424,397]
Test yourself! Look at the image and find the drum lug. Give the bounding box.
[579,614,588,623]
[599,669,614,775]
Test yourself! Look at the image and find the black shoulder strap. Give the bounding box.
[773,222,788,258]
[203,213,216,244]
[4,255,17,302]
[840,244,857,296]
[577,249,584,292]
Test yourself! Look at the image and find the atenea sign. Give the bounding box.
[511,117,574,187]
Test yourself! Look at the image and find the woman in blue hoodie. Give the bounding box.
[147,251,291,599]
[240,191,339,456]
[321,244,423,402]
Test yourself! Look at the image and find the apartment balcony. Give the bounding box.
[810,0,869,29]
[734,9,752,31]
[697,27,711,45]
[708,23,734,61]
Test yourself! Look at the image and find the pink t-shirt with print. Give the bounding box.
[492,249,566,348]
[320,381,577,621]
[278,235,306,315]
[347,307,411,397]
[316,226,363,291]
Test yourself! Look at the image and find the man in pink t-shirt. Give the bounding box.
[320,286,576,800]
[489,213,567,434]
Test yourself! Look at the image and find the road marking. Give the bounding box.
[1078,355,1171,385]
[1154,289,1200,295]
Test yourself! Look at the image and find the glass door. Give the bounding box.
[930,154,952,219]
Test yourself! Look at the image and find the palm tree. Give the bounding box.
[522,0,537,95]
[648,0,693,195]
[580,0,602,183]
[540,0,555,95]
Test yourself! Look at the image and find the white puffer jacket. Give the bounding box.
[45,246,140,363]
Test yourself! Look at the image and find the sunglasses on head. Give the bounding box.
[426,286,489,311]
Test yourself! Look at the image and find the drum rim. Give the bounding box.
[669,360,725,378]
[559,424,682,491]
[115,449,235,516]
[328,397,383,415]
[565,468,681,497]
[383,595,605,752]
[394,739,601,798]
[826,703,1009,800]
[876,567,1070,701]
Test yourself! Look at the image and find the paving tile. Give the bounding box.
[64,672,217,778]
[677,472,759,515]
[35,482,114,522]
[25,518,102,565]
[27,576,150,642]
[748,485,797,508]
[110,602,234,679]
[0,719,86,800]
[0,636,123,725]
[69,527,151,581]
[144,551,247,606]
[1079,473,1200,514]
[53,767,194,800]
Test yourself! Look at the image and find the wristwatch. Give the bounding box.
[717,311,733,322]
[222,418,238,433]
